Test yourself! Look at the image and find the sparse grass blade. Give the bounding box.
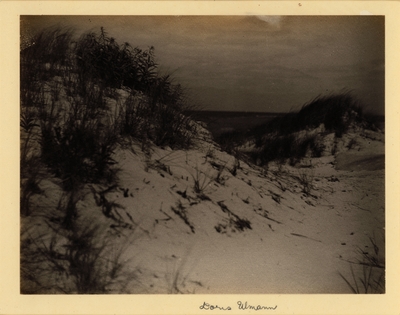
[338,270,358,294]
[339,232,385,294]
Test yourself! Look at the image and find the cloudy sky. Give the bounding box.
[21,15,385,114]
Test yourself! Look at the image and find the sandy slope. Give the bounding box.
[22,125,385,294]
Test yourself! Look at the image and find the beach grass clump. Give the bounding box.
[251,133,324,166]
[40,111,119,191]
[20,26,195,193]
[253,92,365,138]
[21,219,137,294]
[75,27,158,91]
[20,25,196,293]
[245,92,368,166]
[192,167,214,195]
[216,129,248,154]
[339,264,385,294]
[75,27,195,149]
[215,93,362,165]
[21,26,75,83]
[20,108,43,216]
[338,234,385,294]
[20,157,43,217]
[297,168,315,195]
[20,26,195,189]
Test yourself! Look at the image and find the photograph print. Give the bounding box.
[20,15,385,294]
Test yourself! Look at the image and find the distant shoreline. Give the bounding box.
[186,110,384,137]
[184,110,283,138]
[186,110,286,118]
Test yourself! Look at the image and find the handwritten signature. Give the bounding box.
[200,301,278,311]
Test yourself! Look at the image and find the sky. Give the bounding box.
[21,15,385,114]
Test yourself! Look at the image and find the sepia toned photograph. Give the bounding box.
[20,15,385,296]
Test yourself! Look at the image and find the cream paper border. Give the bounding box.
[1,2,399,314]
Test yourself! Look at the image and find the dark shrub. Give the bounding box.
[246,93,367,165]
[75,27,158,91]
[216,130,247,154]
[21,25,195,198]
[40,119,118,191]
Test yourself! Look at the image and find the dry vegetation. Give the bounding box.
[20,26,197,293]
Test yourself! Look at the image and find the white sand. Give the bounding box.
[22,125,385,294]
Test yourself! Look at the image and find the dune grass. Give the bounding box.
[215,92,374,166]
[338,234,385,294]
[21,219,138,294]
[297,168,315,195]
[20,25,196,203]
[338,264,384,294]
[20,25,197,293]
[252,92,365,138]
[191,166,215,195]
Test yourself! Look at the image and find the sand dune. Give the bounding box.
[22,123,385,294]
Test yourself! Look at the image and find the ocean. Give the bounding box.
[187,110,385,139]
[187,111,285,138]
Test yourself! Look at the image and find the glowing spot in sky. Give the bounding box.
[256,16,282,27]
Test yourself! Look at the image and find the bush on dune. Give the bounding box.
[21,220,137,294]
[21,26,75,83]
[250,133,324,166]
[252,92,364,138]
[20,24,196,214]
[75,27,158,91]
[246,93,370,165]
[20,26,194,192]
[295,93,364,137]
[216,129,248,154]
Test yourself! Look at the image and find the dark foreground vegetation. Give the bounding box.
[216,93,381,166]
[20,26,196,293]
